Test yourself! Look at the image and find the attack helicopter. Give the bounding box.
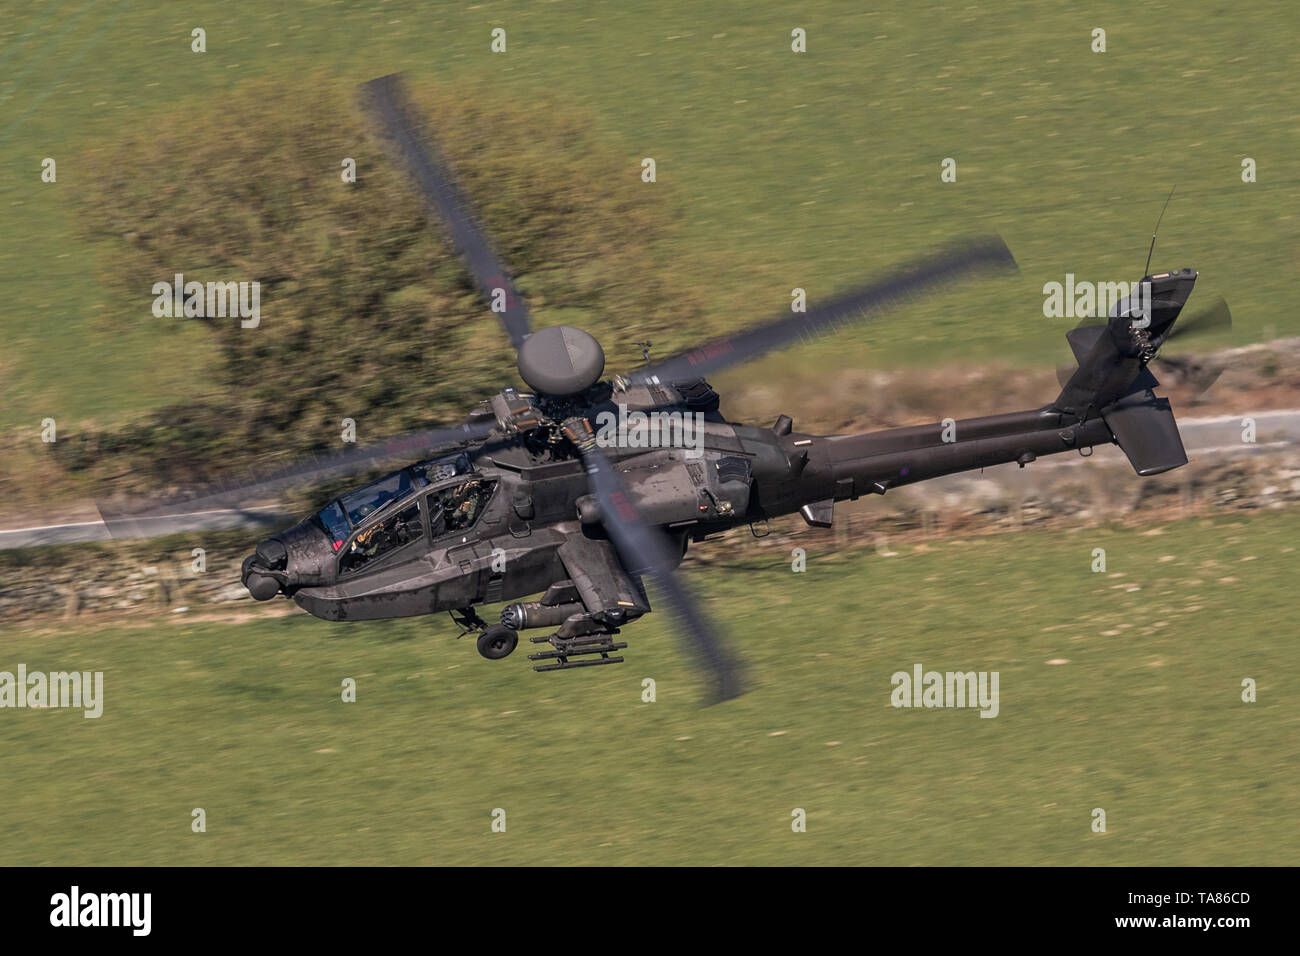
[103,74,1227,702]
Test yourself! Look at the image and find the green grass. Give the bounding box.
[3,2,1296,865]
[2,1,1298,430]
[1,510,1295,865]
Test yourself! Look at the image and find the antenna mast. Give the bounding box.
[1143,185,1177,277]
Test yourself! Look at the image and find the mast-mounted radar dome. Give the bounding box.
[516,325,605,396]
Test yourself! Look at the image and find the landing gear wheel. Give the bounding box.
[477,624,518,661]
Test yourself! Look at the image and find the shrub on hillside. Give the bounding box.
[64,74,705,495]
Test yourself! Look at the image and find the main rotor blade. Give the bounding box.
[578,443,743,703]
[97,420,496,534]
[628,236,1016,385]
[362,74,532,349]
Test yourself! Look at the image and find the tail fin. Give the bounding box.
[1052,269,1197,414]
[1050,268,1198,475]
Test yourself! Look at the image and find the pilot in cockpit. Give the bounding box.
[445,480,484,531]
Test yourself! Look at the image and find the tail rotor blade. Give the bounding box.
[362,74,532,349]
[1187,364,1227,394]
[1166,295,1231,343]
[1152,356,1227,398]
[1154,295,1232,398]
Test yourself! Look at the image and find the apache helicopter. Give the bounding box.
[103,75,1229,702]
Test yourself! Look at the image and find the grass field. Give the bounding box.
[2,1,1298,431]
[3,1,1297,868]
[1,510,1295,866]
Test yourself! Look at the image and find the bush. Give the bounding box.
[67,73,706,496]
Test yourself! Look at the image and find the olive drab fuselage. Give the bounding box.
[244,266,1198,638]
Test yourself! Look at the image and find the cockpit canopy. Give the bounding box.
[313,452,472,549]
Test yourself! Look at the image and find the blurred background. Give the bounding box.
[0,1,1297,865]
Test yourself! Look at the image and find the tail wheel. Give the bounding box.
[477,624,519,661]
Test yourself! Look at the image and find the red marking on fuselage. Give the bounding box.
[610,491,639,523]
[686,341,735,365]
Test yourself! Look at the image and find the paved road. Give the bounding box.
[1,411,1296,550]
[0,506,288,549]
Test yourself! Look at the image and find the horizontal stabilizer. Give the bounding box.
[1102,389,1187,476]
